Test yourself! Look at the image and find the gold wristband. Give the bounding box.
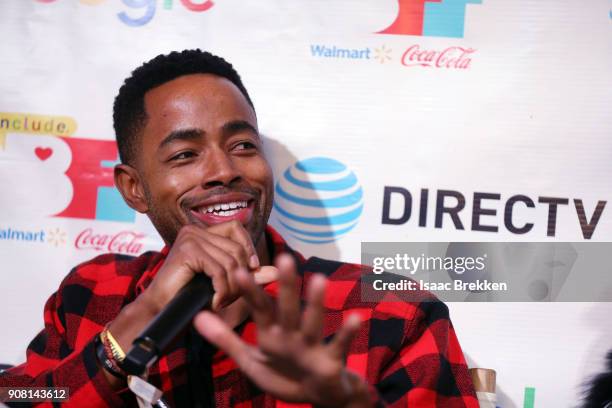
[104,327,126,363]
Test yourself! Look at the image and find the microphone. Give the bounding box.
[121,274,215,376]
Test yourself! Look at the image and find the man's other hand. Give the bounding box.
[194,254,373,408]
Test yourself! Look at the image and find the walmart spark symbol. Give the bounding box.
[374,45,392,64]
[47,228,67,247]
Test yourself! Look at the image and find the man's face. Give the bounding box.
[132,73,273,245]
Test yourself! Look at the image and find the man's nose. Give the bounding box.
[201,147,241,188]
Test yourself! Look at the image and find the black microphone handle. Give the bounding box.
[121,274,214,376]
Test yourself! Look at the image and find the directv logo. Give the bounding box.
[274,157,363,244]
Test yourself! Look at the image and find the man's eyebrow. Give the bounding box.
[158,128,204,149]
[221,120,259,138]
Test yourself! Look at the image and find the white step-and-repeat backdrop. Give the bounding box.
[1,1,611,406]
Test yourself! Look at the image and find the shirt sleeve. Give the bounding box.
[365,300,479,408]
[0,271,127,408]
[312,258,479,408]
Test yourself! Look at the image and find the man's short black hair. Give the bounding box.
[113,49,254,165]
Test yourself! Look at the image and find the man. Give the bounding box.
[0,50,477,407]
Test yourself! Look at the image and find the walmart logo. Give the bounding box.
[274,157,363,244]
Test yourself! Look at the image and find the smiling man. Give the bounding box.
[0,50,477,407]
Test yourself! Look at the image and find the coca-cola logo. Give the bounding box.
[75,228,145,255]
[401,45,475,69]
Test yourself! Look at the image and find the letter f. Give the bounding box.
[377,0,442,36]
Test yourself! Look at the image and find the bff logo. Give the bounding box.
[0,134,73,219]
[0,133,135,223]
[378,0,482,38]
[56,137,135,222]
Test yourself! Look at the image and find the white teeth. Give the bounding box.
[199,201,248,215]
[217,209,238,217]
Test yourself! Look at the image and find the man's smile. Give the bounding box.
[187,192,256,226]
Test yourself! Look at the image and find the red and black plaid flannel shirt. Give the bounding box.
[0,226,477,407]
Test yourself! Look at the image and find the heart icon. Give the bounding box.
[35,147,53,161]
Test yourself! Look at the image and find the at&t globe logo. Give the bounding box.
[274,157,363,244]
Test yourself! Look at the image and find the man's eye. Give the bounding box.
[234,141,257,151]
[170,151,196,161]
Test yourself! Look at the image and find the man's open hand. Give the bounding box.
[193,254,372,408]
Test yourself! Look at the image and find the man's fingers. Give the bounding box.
[276,254,300,331]
[185,247,228,311]
[301,274,326,344]
[194,311,249,361]
[200,230,250,270]
[235,268,275,328]
[199,239,242,302]
[253,266,279,285]
[207,221,259,269]
[192,225,259,309]
[328,314,361,359]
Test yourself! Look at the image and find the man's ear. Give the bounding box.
[114,164,149,213]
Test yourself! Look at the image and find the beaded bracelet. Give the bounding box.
[105,327,126,363]
[94,332,126,379]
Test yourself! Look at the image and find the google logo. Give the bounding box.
[36,0,214,27]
